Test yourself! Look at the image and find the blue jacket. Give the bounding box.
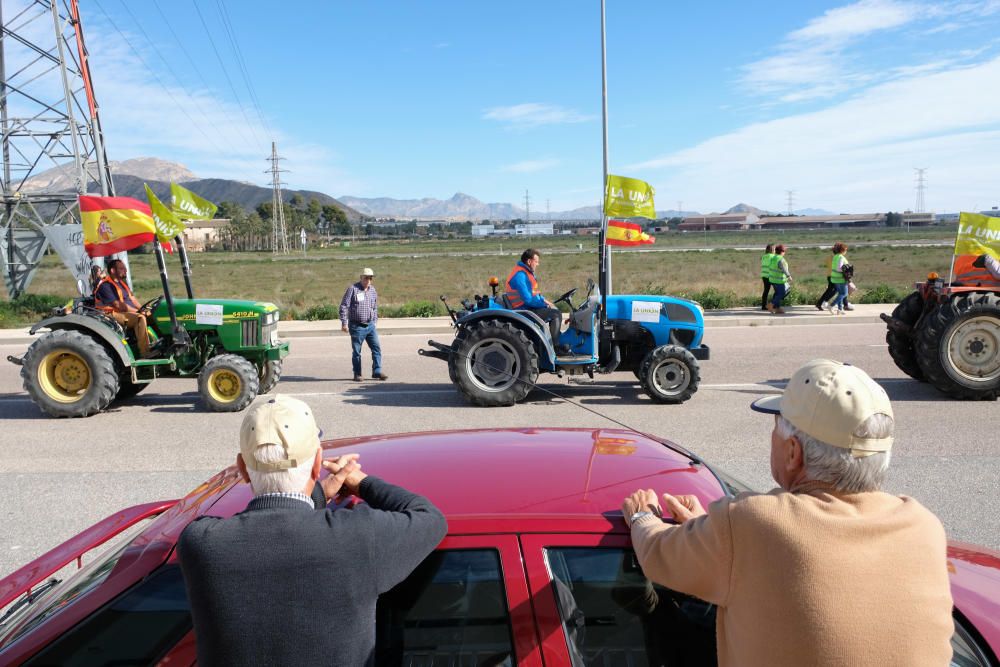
[508,261,547,308]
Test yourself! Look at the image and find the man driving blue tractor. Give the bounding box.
[504,248,571,355]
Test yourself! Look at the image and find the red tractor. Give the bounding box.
[881,252,999,400]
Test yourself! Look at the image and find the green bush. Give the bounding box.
[856,283,909,304]
[381,300,444,318]
[0,293,68,327]
[300,303,339,321]
[688,287,737,310]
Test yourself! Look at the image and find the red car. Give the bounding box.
[0,428,997,665]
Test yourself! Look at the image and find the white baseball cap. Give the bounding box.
[239,395,322,472]
[751,359,893,457]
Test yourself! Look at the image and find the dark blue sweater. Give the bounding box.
[177,476,447,666]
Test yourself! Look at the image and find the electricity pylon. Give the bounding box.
[0,0,115,297]
[266,141,289,254]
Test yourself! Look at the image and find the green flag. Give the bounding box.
[170,182,218,220]
[145,184,185,242]
[604,174,656,220]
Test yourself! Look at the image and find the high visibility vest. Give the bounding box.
[94,277,139,312]
[504,265,539,309]
[953,255,1000,286]
[830,254,847,284]
[760,253,774,278]
[769,255,788,284]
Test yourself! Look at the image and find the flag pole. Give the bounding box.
[599,0,612,325]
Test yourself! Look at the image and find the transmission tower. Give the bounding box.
[0,0,116,297]
[785,190,795,215]
[914,168,927,213]
[266,141,289,254]
[523,189,530,224]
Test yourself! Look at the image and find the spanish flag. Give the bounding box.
[80,195,156,258]
[606,219,655,246]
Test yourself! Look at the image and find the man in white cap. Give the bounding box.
[622,359,954,666]
[339,267,388,381]
[178,395,446,666]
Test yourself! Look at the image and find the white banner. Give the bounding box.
[42,224,92,294]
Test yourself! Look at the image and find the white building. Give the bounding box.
[471,224,494,237]
[514,223,554,236]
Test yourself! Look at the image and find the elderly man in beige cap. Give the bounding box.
[622,359,954,666]
[339,267,387,382]
[178,395,446,666]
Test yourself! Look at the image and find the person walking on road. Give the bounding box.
[766,245,792,314]
[824,242,851,315]
[177,395,448,666]
[759,244,775,311]
[816,242,853,312]
[621,359,954,667]
[340,267,388,381]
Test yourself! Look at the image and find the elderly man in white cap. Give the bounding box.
[178,395,446,666]
[339,267,387,382]
[622,359,954,666]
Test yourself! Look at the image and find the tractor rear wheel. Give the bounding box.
[915,291,1000,400]
[258,360,283,394]
[21,329,119,417]
[199,354,260,412]
[639,345,700,404]
[450,319,539,406]
[886,291,926,381]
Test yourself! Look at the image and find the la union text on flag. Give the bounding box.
[145,184,185,243]
[79,195,156,258]
[171,183,218,220]
[606,219,655,246]
[604,175,656,220]
[955,212,1000,259]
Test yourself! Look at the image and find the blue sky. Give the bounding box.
[69,0,1000,212]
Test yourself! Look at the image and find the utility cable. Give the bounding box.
[215,0,273,142]
[191,0,263,151]
[90,0,227,155]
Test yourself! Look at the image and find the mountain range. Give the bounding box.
[21,158,834,221]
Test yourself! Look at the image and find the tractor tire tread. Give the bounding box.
[452,319,538,407]
[198,354,260,412]
[21,329,119,417]
[639,344,700,404]
[886,290,925,381]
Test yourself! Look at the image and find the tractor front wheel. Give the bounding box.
[258,360,283,394]
[886,290,926,381]
[199,354,260,412]
[450,320,539,406]
[639,345,700,404]
[915,291,1000,400]
[21,329,119,417]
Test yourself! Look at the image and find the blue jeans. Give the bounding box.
[349,322,382,376]
[771,283,787,307]
[831,282,849,310]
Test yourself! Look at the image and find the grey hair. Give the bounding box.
[776,414,893,493]
[245,443,315,495]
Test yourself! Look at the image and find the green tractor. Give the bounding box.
[8,239,289,417]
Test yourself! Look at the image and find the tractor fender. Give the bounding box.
[30,314,134,368]
[457,309,556,367]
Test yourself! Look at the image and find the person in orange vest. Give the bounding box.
[504,248,569,354]
[954,254,1000,286]
[94,258,152,357]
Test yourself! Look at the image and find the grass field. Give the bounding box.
[0,227,956,327]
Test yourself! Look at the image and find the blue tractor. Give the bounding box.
[419,244,709,406]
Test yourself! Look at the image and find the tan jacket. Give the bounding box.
[631,484,954,666]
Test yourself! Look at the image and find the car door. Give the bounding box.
[374,535,543,667]
[522,534,718,667]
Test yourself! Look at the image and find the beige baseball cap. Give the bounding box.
[361,267,375,277]
[751,359,893,457]
[239,395,322,472]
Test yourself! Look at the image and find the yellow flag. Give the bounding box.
[955,212,1000,259]
[604,175,656,220]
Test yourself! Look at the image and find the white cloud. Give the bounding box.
[483,103,594,128]
[789,0,920,41]
[628,55,1000,212]
[500,158,561,173]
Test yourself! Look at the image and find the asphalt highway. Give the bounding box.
[1,321,997,578]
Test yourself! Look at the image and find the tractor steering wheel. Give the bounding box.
[139,295,163,316]
[553,288,578,308]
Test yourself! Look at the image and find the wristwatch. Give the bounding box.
[629,510,655,526]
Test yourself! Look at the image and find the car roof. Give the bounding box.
[204,427,728,535]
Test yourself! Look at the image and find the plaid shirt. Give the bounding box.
[339,281,378,325]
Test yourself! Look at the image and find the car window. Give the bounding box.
[950,617,995,667]
[546,547,717,667]
[375,549,516,666]
[22,565,191,667]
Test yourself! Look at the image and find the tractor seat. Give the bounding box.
[501,294,514,309]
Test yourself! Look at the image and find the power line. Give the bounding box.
[150,0,217,101]
[215,0,273,141]
[114,0,230,154]
[91,0,227,154]
[191,0,263,150]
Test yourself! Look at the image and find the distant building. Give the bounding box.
[514,223,554,236]
[677,213,759,231]
[181,218,229,251]
[899,212,934,227]
[755,213,883,230]
[471,224,494,237]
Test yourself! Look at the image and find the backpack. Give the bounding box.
[841,263,855,280]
